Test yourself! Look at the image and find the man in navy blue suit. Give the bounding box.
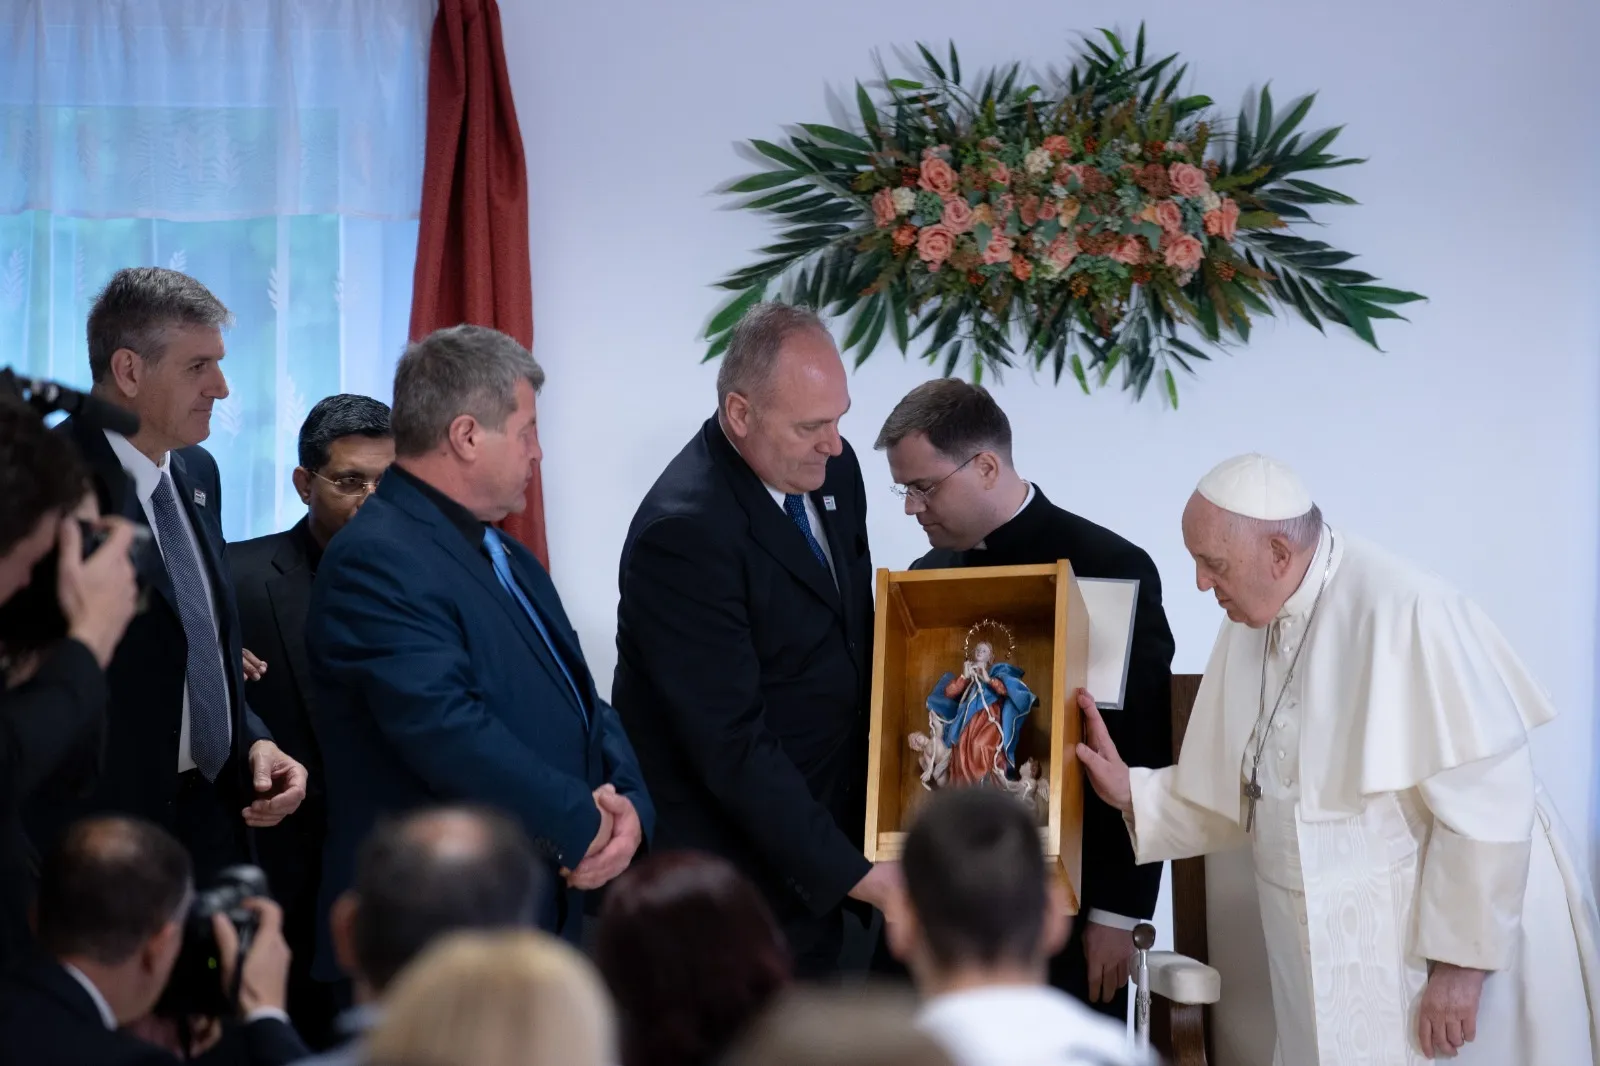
[306,325,652,963]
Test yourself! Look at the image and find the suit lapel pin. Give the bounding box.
[193,489,207,507]
[822,496,837,512]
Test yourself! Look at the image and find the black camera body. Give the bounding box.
[155,865,273,1022]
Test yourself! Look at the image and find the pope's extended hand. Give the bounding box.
[1074,689,1132,815]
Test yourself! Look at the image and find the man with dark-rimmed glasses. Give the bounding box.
[875,378,1175,1026]
[230,393,393,1050]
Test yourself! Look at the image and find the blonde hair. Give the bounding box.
[365,930,615,1066]
[724,986,954,1066]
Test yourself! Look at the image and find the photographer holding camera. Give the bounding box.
[0,395,141,970]
[0,816,307,1066]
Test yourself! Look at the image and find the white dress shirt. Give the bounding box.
[104,431,232,772]
[61,963,116,1030]
[759,481,836,578]
[919,984,1149,1066]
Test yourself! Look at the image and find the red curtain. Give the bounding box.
[409,0,548,566]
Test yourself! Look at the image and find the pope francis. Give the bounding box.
[1076,453,1600,1064]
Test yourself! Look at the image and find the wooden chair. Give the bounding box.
[1140,673,1219,1065]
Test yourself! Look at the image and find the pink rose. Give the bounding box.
[872,188,897,229]
[1046,235,1078,269]
[1203,198,1241,241]
[1164,233,1205,271]
[981,233,1015,266]
[1168,162,1209,199]
[1019,194,1041,227]
[986,160,1011,187]
[1110,237,1146,265]
[1038,198,1059,222]
[917,224,956,270]
[1042,135,1072,157]
[942,196,975,233]
[918,156,959,197]
[1153,200,1184,234]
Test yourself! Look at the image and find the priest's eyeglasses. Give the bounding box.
[313,472,381,498]
[891,454,979,507]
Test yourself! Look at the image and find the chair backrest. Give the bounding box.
[1167,675,1212,1062]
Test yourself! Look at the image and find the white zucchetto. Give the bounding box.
[1196,453,1313,520]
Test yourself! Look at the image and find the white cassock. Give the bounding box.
[1127,526,1600,1065]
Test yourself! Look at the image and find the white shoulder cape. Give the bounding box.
[1173,532,1556,822]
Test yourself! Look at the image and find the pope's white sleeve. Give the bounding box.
[1414,744,1535,971]
[1125,766,1249,864]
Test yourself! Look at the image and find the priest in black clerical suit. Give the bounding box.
[876,379,1175,1021]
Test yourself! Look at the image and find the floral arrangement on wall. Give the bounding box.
[705,26,1423,404]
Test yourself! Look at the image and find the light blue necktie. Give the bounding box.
[482,528,588,728]
[783,493,829,569]
[150,472,231,780]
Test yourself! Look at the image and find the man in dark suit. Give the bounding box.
[875,378,1175,1021]
[230,394,392,1047]
[307,325,653,968]
[42,267,307,882]
[0,815,305,1066]
[613,302,902,978]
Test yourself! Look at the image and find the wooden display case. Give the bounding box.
[864,562,1090,911]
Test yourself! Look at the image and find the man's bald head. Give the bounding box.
[346,806,543,994]
[35,817,192,966]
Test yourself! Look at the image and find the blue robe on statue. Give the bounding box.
[926,662,1037,781]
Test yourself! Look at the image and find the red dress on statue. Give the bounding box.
[944,674,1010,786]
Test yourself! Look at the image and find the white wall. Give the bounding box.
[497,0,1600,908]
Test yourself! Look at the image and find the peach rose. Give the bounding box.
[1110,236,1146,265]
[1203,198,1241,241]
[1019,194,1041,227]
[1168,162,1209,199]
[1042,135,1071,157]
[971,203,995,227]
[1153,200,1184,234]
[893,224,917,251]
[872,188,897,229]
[942,196,975,233]
[1164,233,1205,271]
[986,160,1011,187]
[1011,254,1033,281]
[917,224,956,270]
[1038,198,1059,222]
[918,156,959,197]
[981,233,1015,266]
[1046,234,1079,269]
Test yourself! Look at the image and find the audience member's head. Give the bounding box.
[874,378,1022,551]
[723,987,954,1066]
[331,806,543,1002]
[34,817,194,1024]
[365,930,614,1066]
[715,302,848,495]
[887,788,1070,991]
[596,852,791,1066]
[87,266,232,455]
[389,325,543,522]
[0,396,89,606]
[293,393,394,547]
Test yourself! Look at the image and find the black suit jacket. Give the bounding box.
[0,640,106,970]
[913,486,1175,923]
[39,419,272,853]
[0,956,307,1066]
[613,417,875,952]
[228,520,324,908]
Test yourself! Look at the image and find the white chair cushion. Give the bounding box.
[1142,951,1222,1005]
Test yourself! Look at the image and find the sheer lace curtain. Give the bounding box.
[0,0,434,539]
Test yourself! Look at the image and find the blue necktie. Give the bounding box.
[150,472,231,780]
[482,528,588,727]
[783,493,828,569]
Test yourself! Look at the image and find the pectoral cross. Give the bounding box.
[1243,770,1263,832]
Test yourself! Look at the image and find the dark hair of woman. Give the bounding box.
[595,851,792,1066]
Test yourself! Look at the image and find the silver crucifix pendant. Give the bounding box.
[1244,772,1263,832]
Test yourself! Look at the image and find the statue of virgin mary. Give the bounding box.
[924,622,1037,788]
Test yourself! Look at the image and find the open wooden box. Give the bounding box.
[865,562,1089,911]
